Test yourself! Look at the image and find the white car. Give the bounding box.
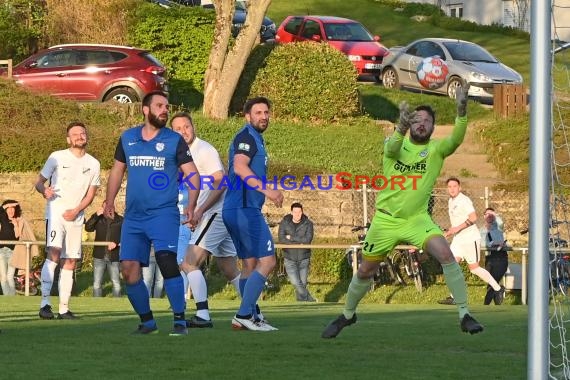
[381,38,523,100]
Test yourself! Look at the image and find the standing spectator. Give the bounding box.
[6,200,39,289]
[278,202,316,302]
[34,121,100,319]
[142,246,164,298]
[0,200,21,295]
[223,96,283,332]
[85,200,123,298]
[104,91,200,336]
[171,112,241,328]
[439,177,505,306]
[480,207,509,305]
[322,83,484,339]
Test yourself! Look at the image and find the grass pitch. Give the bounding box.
[0,297,526,380]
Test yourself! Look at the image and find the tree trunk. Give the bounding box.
[203,0,272,120]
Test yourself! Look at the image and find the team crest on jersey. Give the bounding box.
[156,142,165,152]
[186,149,191,157]
[419,150,428,158]
[238,143,250,152]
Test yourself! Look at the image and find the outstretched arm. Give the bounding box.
[385,101,416,158]
[438,82,470,156]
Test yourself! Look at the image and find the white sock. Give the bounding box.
[471,266,501,291]
[187,270,209,320]
[58,269,74,314]
[230,273,241,297]
[181,271,190,300]
[40,259,57,308]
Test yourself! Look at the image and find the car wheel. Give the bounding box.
[104,87,139,103]
[382,67,399,89]
[447,77,463,99]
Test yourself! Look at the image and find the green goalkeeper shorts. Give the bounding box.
[362,211,443,260]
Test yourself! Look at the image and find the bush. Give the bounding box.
[0,0,45,63]
[234,42,361,121]
[128,4,215,107]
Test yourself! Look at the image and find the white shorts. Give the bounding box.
[46,217,83,259]
[450,238,481,265]
[190,211,236,258]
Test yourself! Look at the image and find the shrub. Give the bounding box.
[0,0,45,63]
[234,42,361,121]
[128,4,215,107]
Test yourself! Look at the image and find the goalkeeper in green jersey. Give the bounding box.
[322,81,484,338]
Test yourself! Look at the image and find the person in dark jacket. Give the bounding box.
[85,201,123,297]
[278,202,315,302]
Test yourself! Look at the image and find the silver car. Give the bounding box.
[381,38,523,99]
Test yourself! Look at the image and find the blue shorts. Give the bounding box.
[222,208,274,259]
[177,216,192,265]
[120,212,179,266]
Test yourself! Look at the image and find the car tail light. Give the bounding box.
[143,66,165,76]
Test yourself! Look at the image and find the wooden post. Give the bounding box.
[0,59,13,78]
[494,84,527,118]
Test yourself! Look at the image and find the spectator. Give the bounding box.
[7,200,39,287]
[278,202,316,302]
[85,200,123,297]
[142,246,164,298]
[0,200,21,295]
[480,207,509,305]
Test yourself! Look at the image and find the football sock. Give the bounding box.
[239,277,247,296]
[343,274,371,319]
[187,270,210,320]
[58,268,73,314]
[441,262,469,318]
[237,271,266,317]
[164,275,186,315]
[40,259,57,308]
[126,278,152,318]
[230,273,241,297]
[471,266,501,291]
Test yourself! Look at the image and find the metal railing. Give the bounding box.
[0,240,547,304]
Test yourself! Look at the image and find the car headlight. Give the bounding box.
[348,55,361,61]
[471,71,492,82]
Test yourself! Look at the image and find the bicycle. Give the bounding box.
[389,247,427,292]
[345,225,404,287]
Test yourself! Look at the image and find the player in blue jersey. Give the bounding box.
[104,91,200,336]
[223,97,284,332]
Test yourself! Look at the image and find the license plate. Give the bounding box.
[365,63,382,69]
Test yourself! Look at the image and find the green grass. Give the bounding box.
[0,296,527,380]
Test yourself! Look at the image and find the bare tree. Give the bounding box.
[203,0,271,120]
[512,0,529,31]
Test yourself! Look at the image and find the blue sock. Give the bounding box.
[239,277,247,296]
[164,276,186,324]
[126,279,154,327]
[237,271,266,317]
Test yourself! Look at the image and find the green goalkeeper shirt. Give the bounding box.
[376,116,468,219]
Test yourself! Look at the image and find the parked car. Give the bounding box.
[7,44,168,103]
[275,16,389,79]
[152,0,276,42]
[380,38,523,100]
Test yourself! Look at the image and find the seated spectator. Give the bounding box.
[278,202,316,302]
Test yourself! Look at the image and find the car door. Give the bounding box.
[13,49,78,97]
[67,49,122,101]
[408,41,446,88]
[280,16,304,43]
[297,19,323,42]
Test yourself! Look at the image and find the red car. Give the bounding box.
[275,16,389,80]
[7,44,168,103]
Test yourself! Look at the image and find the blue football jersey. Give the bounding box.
[223,124,267,210]
[114,125,193,217]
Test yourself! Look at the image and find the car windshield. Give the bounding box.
[443,41,498,63]
[235,1,247,11]
[324,22,374,42]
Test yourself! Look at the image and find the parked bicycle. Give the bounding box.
[14,266,41,296]
[389,247,427,292]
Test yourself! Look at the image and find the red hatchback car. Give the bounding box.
[275,16,389,80]
[9,44,168,103]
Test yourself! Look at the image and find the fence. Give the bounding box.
[0,59,13,78]
[0,239,533,304]
[493,83,528,118]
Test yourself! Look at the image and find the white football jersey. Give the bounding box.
[40,149,101,221]
[189,137,225,213]
[448,192,480,242]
